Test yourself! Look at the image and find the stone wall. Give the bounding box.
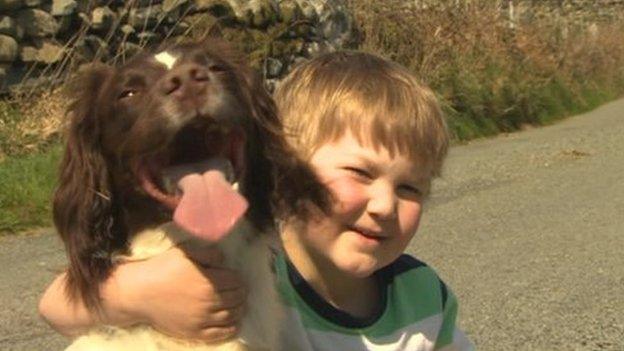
[0,0,356,91]
[2,0,620,91]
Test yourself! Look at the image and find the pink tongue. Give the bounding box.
[173,170,248,242]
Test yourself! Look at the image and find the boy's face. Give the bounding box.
[298,131,428,278]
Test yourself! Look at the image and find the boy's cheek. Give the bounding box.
[399,204,423,238]
[324,178,367,207]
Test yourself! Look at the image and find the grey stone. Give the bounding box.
[293,38,304,53]
[0,62,15,89]
[263,57,283,78]
[163,0,189,12]
[290,55,307,67]
[160,5,184,25]
[77,12,89,26]
[73,34,108,62]
[74,0,91,13]
[203,0,279,27]
[18,45,37,62]
[269,40,286,56]
[166,20,189,35]
[274,38,304,56]
[195,0,229,11]
[320,9,351,45]
[165,34,187,45]
[16,9,60,38]
[303,0,341,18]
[264,78,277,92]
[0,63,7,87]
[249,0,279,27]
[310,40,333,55]
[137,31,161,46]
[51,0,77,16]
[19,40,64,64]
[118,41,142,58]
[297,0,318,22]
[83,34,108,60]
[278,0,301,23]
[24,0,42,6]
[0,16,22,39]
[135,0,163,6]
[91,6,116,32]
[301,41,319,57]
[70,37,89,61]
[194,0,235,20]
[0,0,25,12]
[120,24,135,36]
[127,5,163,29]
[72,38,94,62]
[55,12,73,35]
[293,22,313,37]
[0,34,18,62]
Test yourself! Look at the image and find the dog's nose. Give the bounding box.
[161,64,209,96]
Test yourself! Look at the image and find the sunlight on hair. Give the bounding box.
[275,51,449,177]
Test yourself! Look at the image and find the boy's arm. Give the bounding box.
[38,246,246,342]
[39,271,99,336]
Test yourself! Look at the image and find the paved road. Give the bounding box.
[1,99,623,350]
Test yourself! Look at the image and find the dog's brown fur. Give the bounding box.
[54,38,328,316]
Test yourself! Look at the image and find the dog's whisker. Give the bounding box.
[92,190,111,202]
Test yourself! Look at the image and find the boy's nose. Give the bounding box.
[367,183,398,220]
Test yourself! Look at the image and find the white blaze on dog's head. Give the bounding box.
[154,51,179,70]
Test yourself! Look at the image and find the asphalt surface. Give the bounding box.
[1,98,623,350]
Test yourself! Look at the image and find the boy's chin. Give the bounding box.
[336,255,384,278]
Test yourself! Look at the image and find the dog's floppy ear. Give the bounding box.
[53,63,122,312]
[241,71,331,229]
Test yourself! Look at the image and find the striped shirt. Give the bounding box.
[276,254,474,351]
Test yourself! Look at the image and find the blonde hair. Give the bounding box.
[274,51,449,178]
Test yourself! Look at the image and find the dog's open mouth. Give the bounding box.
[134,119,247,211]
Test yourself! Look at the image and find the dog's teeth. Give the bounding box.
[223,161,235,183]
[162,177,175,194]
[232,182,239,191]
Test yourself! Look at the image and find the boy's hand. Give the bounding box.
[118,245,247,342]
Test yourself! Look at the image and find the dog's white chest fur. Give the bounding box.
[66,222,282,351]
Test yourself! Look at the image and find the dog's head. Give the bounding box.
[54,39,329,310]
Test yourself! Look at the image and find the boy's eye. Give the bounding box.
[344,167,372,179]
[398,184,422,197]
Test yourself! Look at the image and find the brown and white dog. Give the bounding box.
[53,39,328,350]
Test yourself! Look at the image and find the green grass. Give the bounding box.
[0,102,25,157]
[441,69,624,141]
[0,145,61,234]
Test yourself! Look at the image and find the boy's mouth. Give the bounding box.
[348,225,386,242]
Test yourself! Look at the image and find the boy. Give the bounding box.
[40,51,473,350]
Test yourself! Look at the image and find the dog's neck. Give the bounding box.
[121,195,172,235]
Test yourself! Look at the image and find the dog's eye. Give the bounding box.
[208,64,227,73]
[118,89,138,99]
